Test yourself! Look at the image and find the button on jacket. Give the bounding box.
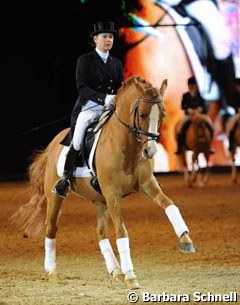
[71,50,124,128]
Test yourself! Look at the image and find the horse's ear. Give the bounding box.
[159,79,168,96]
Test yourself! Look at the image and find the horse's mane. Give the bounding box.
[116,75,159,99]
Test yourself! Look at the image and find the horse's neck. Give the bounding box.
[105,104,142,156]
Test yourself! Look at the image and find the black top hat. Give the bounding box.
[188,76,197,85]
[89,21,118,36]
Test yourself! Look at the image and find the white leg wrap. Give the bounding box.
[99,239,120,274]
[44,237,56,272]
[116,237,133,275]
[165,205,189,238]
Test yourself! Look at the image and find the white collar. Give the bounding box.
[95,47,109,63]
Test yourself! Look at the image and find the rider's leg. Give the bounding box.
[175,117,190,155]
[52,109,101,198]
[175,133,185,155]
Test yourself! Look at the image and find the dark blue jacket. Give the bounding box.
[71,50,124,128]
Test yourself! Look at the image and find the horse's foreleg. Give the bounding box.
[94,201,124,283]
[44,194,63,279]
[139,177,195,253]
[104,191,140,289]
[184,168,191,187]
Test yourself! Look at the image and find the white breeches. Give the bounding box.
[185,0,232,59]
[72,100,104,151]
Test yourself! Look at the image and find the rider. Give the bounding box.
[175,76,214,154]
[52,21,124,198]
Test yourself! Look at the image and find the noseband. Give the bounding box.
[114,97,163,143]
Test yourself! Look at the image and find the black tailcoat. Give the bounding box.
[181,92,207,114]
[70,50,124,128]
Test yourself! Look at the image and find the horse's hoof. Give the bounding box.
[179,242,196,253]
[125,278,140,290]
[112,269,124,283]
[124,271,140,290]
[47,270,66,284]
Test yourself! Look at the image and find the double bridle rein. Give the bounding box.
[113,97,163,144]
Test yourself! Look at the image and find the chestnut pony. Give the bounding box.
[12,76,195,290]
[175,109,213,187]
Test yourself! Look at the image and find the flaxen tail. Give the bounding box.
[11,148,48,236]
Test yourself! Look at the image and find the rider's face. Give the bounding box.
[94,33,114,53]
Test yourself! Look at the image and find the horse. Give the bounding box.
[226,114,240,183]
[11,76,195,290]
[175,109,213,187]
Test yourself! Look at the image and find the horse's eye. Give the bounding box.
[139,113,148,119]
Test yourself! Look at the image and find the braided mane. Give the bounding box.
[116,75,159,99]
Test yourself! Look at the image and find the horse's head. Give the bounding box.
[115,76,167,159]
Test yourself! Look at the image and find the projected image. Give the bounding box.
[120,0,240,172]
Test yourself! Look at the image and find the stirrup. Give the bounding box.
[52,178,71,199]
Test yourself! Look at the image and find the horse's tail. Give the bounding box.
[11,148,49,237]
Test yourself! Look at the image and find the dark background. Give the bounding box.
[1,0,140,179]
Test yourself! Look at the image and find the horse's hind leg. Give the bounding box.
[139,177,196,253]
[94,201,124,283]
[44,192,64,281]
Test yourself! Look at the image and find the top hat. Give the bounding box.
[90,21,118,36]
[188,76,197,85]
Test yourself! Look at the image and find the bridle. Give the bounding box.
[113,96,164,144]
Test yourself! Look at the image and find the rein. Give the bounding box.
[113,97,162,144]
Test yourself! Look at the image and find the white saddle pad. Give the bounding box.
[57,129,102,178]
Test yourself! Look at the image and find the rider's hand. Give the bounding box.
[187,108,194,115]
[104,95,116,110]
[197,107,203,112]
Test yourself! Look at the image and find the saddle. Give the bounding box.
[59,110,113,194]
[61,110,112,166]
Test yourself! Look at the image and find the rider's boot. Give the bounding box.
[175,133,184,155]
[52,145,79,198]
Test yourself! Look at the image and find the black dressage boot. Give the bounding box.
[52,145,79,198]
[175,133,184,155]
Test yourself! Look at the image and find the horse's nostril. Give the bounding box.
[142,148,148,159]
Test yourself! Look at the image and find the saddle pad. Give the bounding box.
[57,129,102,178]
